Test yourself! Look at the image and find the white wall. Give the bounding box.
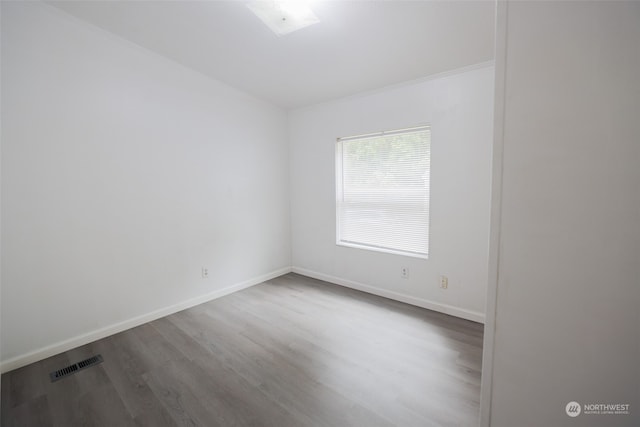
[483,1,640,426]
[289,65,494,322]
[0,2,291,370]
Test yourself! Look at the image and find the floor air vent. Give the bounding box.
[50,354,104,382]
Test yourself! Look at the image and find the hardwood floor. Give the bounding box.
[1,273,484,426]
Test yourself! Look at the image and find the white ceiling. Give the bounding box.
[48,0,495,109]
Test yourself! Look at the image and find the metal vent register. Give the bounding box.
[50,354,104,382]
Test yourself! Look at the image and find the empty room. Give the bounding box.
[1,1,638,426]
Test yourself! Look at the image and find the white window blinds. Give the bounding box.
[336,126,430,258]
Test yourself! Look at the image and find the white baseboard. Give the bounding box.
[292,267,485,324]
[0,267,292,373]
[2,266,483,373]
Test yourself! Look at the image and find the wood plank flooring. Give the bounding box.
[1,273,484,426]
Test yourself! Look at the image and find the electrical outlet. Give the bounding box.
[439,275,448,289]
[202,267,209,279]
[401,267,409,279]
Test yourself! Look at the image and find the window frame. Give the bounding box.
[335,125,431,259]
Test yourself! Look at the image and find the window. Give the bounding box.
[336,125,430,258]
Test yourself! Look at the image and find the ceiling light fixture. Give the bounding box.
[247,1,320,36]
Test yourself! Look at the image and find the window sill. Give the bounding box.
[336,241,429,260]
